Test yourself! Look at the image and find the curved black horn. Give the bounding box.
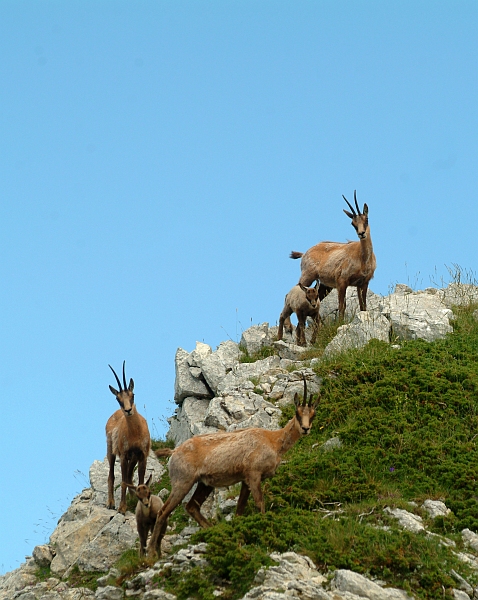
[122,360,127,391]
[109,364,122,391]
[354,190,360,215]
[302,373,308,406]
[343,195,356,216]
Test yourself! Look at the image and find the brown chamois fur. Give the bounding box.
[147,376,318,557]
[277,282,321,346]
[126,474,167,556]
[106,362,151,514]
[290,191,376,319]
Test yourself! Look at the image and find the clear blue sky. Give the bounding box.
[1,1,476,574]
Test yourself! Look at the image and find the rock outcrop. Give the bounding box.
[3,282,478,600]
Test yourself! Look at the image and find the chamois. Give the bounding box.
[277,282,321,346]
[147,376,318,557]
[126,475,167,556]
[290,191,376,319]
[106,362,151,514]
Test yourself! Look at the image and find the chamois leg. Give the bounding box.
[247,473,265,513]
[309,314,321,345]
[278,307,293,340]
[148,486,192,557]
[337,283,347,319]
[107,445,116,510]
[357,283,368,311]
[236,482,251,516]
[295,313,306,346]
[138,521,149,557]
[185,482,214,528]
[118,456,130,514]
[126,457,138,498]
[318,284,332,302]
[137,455,147,486]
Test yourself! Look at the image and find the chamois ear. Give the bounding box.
[343,209,354,219]
[109,385,119,396]
[145,473,153,487]
[362,203,369,216]
[299,283,307,292]
[294,392,300,408]
[128,378,134,392]
[126,483,137,493]
[314,281,319,289]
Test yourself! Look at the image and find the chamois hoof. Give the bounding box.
[147,547,160,560]
[106,502,115,510]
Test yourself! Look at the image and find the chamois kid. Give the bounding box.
[106,362,151,514]
[148,376,318,557]
[127,474,167,556]
[277,282,321,346]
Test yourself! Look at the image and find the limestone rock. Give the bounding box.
[0,561,38,600]
[422,500,451,519]
[32,544,54,568]
[95,586,124,600]
[394,284,414,294]
[143,590,177,599]
[217,355,282,394]
[75,511,137,572]
[452,590,471,600]
[437,283,478,308]
[272,340,310,360]
[240,323,274,355]
[332,569,413,599]
[462,528,478,552]
[381,291,453,342]
[242,551,329,600]
[204,391,281,432]
[174,348,212,404]
[195,340,241,394]
[167,396,216,446]
[321,436,342,452]
[269,370,321,408]
[384,507,425,533]
[319,287,383,322]
[323,312,390,357]
[187,341,212,367]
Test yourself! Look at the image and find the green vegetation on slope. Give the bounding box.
[153,304,478,600]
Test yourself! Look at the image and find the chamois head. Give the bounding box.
[109,361,135,417]
[294,375,319,435]
[299,282,320,309]
[343,190,369,240]
[127,474,153,507]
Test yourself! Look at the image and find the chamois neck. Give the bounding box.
[359,229,373,261]
[277,417,301,456]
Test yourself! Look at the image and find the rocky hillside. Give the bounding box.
[3,282,478,600]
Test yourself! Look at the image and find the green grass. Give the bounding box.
[239,345,278,363]
[153,303,478,599]
[66,565,105,591]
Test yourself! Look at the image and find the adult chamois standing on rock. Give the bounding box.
[290,191,376,319]
[277,282,321,346]
[106,362,151,514]
[148,375,319,558]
